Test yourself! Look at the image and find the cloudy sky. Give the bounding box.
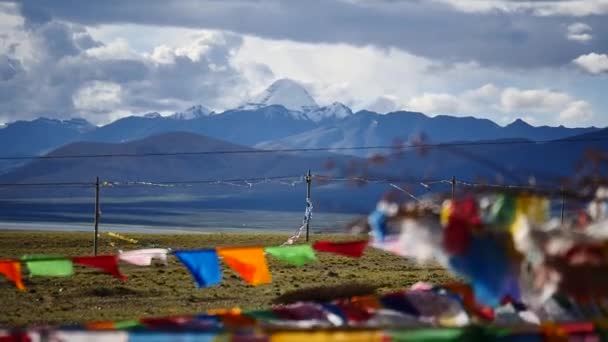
[0,0,607,127]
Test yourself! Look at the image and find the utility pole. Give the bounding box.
[305,170,312,242]
[94,177,100,256]
[560,188,565,224]
[451,176,456,201]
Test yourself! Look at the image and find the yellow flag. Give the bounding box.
[271,331,385,342]
[440,199,453,227]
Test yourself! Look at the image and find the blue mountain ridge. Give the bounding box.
[0,104,599,174]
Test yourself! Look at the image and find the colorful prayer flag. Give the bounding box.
[265,245,316,266]
[271,331,385,342]
[119,248,168,266]
[488,194,517,227]
[128,332,218,342]
[73,255,126,282]
[0,260,25,290]
[389,328,467,341]
[312,240,368,258]
[217,247,271,286]
[23,255,73,277]
[174,250,222,288]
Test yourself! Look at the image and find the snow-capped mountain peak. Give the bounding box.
[306,102,353,122]
[242,78,319,112]
[170,105,213,120]
[143,112,162,119]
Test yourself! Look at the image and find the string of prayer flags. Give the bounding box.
[265,245,316,266]
[23,255,74,277]
[119,248,169,266]
[73,255,126,282]
[174,250,222,288]
[0,260,25,291]
[217,247,271,286]
[312,240,368,258]
[106,232,139,244]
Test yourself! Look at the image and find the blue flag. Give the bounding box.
[174,250,222,288]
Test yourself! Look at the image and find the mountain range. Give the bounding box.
[0,76,605,224]
[0,78,601,176]
[1,128,606,215]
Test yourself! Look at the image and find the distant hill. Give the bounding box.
[256,111,599,156]
[78,105,317,146]
[0,132,334,185]
[2,129,607,213]
[0,118,95,173]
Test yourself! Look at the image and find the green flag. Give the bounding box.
[488,194,517,227]
[23,255,74,277]
[265,245,316,266]
[113,320,142,330]
[390,327,491,341]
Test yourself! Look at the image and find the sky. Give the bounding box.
[0,0,607,127]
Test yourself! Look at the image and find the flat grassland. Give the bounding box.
[0,231,452,326]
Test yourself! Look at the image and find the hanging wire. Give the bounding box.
[0,136,604,161]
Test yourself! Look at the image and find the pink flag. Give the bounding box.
[118,249,169,266]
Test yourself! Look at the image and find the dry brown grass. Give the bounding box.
[0,231,452,327]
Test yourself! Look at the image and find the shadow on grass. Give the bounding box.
[86,286,140,297]
[273,282,383,304]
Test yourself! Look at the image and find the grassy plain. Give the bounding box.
[0,231,452,326]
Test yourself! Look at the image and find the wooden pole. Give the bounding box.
[305,170,312,242]
[560,188,565,224]
[94,177,100,256]
[451,176,456,201]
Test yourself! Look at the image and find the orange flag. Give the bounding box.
[217,247,271,286]
[0,260,25,291]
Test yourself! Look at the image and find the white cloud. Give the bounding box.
[434,0,608,16]
[149,45,177,64]
[566,22,592,42]
[0,20,249,124]
[232,36,433,109]
[573,53,608,74]
[403,84,593,127]
[73,81,122,113]
[406,93,462,113]
[500,88,571,112]
[405,83,499,115]
[0,3,22,30]
[85,38,140,60]
[464,83,501,101]
[365,95,398,113]
[558,100,593,125]
[1,5,606,128]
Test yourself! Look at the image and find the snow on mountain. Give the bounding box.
[62,118,96,132]
[306,102,353,122]
[143,112,162,119]
[170,105,213,120]
[241,78,319,112]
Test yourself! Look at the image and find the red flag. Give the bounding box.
[313,240,368,258]
[0,260,25,291]
[73,255,126,282]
